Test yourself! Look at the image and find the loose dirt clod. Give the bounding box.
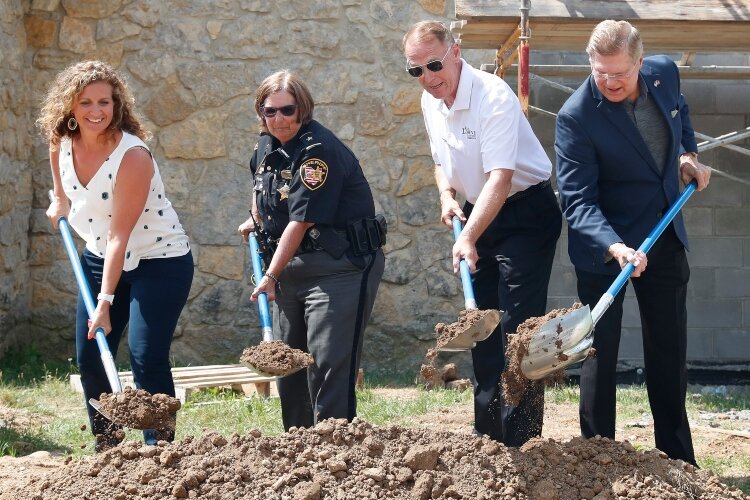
[240,340,314,376]
[503,304,583,406]
[98,387,181,430]
[434,309,490,349]
[4,418,746,500]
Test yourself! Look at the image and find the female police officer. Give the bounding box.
[238,70,385,431]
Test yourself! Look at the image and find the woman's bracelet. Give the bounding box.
[264,272,279,284]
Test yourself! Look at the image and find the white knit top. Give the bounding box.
[59,132,190,271]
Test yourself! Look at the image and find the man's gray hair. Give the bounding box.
[403,20,455,51]
[586,20,643,62]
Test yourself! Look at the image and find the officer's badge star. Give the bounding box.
[278,183,290,200]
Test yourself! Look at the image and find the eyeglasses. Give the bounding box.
[406,43,453,78]
[591,61,639,81]
[261,104,297,118]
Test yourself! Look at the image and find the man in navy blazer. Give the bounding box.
[555,20,711,465]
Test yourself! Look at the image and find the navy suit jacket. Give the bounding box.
[555,55,698,275]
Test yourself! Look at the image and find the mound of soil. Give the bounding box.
[435,309,492,349]
[4,418,746,500]
[240,340,314,376]
[98,387,181,430]
[503,304,583,406]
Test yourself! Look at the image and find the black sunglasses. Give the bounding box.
[406,43,453,78]
[261,104,297,118]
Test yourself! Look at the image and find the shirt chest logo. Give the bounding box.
[461,126,476,140]
[300,158,328,190]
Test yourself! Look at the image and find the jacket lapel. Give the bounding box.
[589,77,661,176]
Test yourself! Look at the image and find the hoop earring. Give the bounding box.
[67,117,78,131]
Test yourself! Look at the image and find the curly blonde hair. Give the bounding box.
[36,60,150,150]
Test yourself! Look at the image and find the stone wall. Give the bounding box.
[0,0,33,354]
[2,0,748,374]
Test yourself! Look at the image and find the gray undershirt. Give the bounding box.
[621,77,670,173]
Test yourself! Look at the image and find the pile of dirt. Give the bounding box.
[4,418,746,500]
[98,387,181,430]
[418,359,471,391]
[434,309,492,349]
[503,304,583,406]
[240,340,314,376]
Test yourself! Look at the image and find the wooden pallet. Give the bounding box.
[69,364,277,403]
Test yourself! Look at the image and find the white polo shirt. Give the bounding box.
[421,59,551,204]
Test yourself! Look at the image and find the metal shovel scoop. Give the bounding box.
[240,232,309,378]
[521,180,698,380]
[437,217,503,352]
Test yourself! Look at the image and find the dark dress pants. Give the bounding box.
[273,248,384,431]
[576,225,696,464]
[467,181,562,446]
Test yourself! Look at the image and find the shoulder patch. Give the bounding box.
[299,158,328,190]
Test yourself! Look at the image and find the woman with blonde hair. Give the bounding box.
[38,60,193,451]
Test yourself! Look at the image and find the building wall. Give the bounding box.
[0,0,747,373]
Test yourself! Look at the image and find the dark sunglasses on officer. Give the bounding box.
[406,42,453,78]
[261,104,297,118]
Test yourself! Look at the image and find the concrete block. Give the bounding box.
[686,328,716,360]
[545,296,579,310]
[621,296,641,328]
[714,82,750,115]
[686,267,715,298]
[745,239,750,267]
[687,299,742,328]
[687,238,743,267]
[683,207,713,236]
[690,114,745,141]
[691,177,744,207]
[714,329,750,360]
[618,327,644,361]
[716,208,750,236]
[714,147,750,176]
[744,299,750,327]
[693,53,750,66]
[547,266,577,296]
[680,82,715,114]
[715,268,750,297]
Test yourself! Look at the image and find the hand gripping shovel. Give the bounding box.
[49,192,123,424]
[520,180,698,380]
[240,232,310,377]
[437,217,502,351]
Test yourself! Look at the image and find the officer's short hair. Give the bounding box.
[586,20,643,63]
[255,70,314,130]
[402,20,455,51]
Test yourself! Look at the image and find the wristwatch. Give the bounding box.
[97,292,114,305]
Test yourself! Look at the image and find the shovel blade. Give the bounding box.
[520,305,594,380]
[438,309,502,352]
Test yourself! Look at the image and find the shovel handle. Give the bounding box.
[50,190,123,393]
[592,180,698,325]
[248,232,273,342]
[451,217,477,310]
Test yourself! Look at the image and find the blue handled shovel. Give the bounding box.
[437,217,503,351]
[520,180,699,380]
[48,191,126,424]
[241,232,307,377]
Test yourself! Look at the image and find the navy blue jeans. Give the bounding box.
[76,249,193,437]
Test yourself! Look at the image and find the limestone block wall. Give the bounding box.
[1,0,748,373]
[0,0,33,353]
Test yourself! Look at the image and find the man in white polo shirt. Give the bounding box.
[403,20,562,446]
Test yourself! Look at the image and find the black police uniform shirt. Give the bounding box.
[251,120,375,239]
